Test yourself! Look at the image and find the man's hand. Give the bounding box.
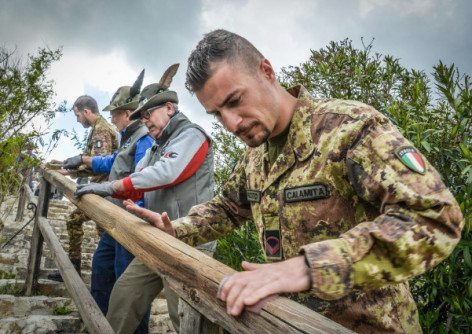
[123,199,175,237]
[57,169,70,176]
[63,155,83,169]
[217,256,311,316]
[75,181,114,198]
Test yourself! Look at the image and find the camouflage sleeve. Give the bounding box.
[77,119,118,177]
[300,114,464,300]
[89,122,117,157]
[172,152,253,246]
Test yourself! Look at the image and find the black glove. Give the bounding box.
[63,155,83,169]
[75,181,115,198]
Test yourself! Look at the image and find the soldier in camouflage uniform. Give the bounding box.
[60,95,118,275]
[133,30,464,333]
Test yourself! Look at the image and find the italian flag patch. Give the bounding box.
[395,146,425,174]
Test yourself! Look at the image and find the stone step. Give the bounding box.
[0,295,78,317]
[0,253,17,266]
[0,279,72,297]
[0,315,86,333]
[151,298,169,315]
[149,313,176,334]
[0,266,91,285]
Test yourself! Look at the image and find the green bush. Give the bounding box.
[0,46,65,207]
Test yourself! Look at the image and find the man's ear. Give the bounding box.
[260,58,276,81]
[166,102,175,117]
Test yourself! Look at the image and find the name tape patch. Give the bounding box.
[246,190,261,203]
[284,183,330,203]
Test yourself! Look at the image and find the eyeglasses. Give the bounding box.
[140,104,166,120]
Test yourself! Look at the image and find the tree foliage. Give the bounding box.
[0,46,64,210]
[280,38,471,333]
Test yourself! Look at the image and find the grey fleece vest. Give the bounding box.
[144,112,215,220]
[108,120,149,207]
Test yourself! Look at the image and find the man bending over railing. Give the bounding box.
[121,30,464,334]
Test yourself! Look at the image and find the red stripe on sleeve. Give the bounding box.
[112,176,144,201]
[141,139,209,192]
[122,176,135,191]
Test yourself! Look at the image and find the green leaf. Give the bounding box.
[459,143,471,159]
[421,140,432,153]
[464,247,472,268]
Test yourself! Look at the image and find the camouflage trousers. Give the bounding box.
[66,208,103,261]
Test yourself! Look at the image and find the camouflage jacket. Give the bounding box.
[73,115,118,183]
[173,86,464,333]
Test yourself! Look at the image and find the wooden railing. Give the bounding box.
[18,167,354,334]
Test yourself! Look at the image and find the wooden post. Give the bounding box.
[15,184,27,222]
[179,298,202,334]
[178,298,221,334]
[37,216,114,334]
[24,178,50,296]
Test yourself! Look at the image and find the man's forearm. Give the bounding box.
[81,155,92,168]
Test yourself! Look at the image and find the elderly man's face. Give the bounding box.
[141,103,173,139]
[195,60,280,147]
[110,110,130,131]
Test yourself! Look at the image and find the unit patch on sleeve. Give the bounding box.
[395,146,425,174]
[284,183,330,203]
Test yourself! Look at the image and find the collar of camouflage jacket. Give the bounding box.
[256,85,317,192]
[285,85,316,162]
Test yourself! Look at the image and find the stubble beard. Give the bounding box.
[236,121,271,147]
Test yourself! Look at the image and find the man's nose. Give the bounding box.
[221,111,242,134]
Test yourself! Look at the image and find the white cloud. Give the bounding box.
[357,0,450,17]
[200,0,320,70]
[49,47,139,105]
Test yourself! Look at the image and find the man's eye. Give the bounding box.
[227,96,240,107]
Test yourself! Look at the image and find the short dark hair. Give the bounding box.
[185,29,264,93]
[73,95,99,114]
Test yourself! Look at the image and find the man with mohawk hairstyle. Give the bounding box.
[134,30,463,333]
[75,64,215,334]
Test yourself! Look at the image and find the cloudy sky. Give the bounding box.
[1,0,470,160]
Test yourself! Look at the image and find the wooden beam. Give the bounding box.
[24,178,49,296]
[15,185,26,222]
[23,182,37,205]
[37,216,114,334]
[42,168,354,334]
